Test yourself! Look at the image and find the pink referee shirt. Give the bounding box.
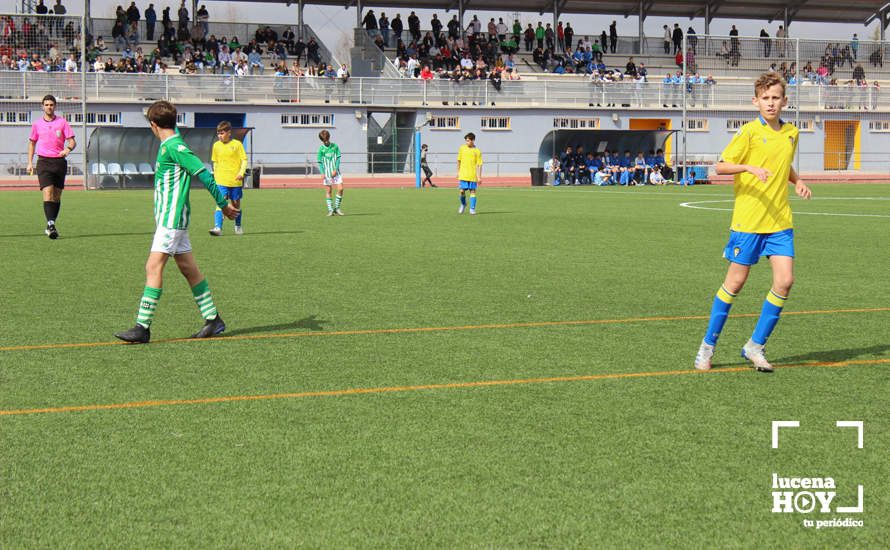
[29,115,74,158]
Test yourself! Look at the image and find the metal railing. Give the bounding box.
[353,29,402,78]
[1,72,886,111]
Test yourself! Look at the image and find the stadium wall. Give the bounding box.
[3,104,889,180]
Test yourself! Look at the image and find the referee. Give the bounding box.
[27,94,75,239]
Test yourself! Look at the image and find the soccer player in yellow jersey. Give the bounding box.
[209,120,248,235]
[694,73,812,373]
[456,132,483,214]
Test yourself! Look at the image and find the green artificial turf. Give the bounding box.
[1,184,888,547]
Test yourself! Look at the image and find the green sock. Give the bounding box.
[326,197,333,212]
[191,279,218,320]
[136,286,162,328]
[335,194,343,209]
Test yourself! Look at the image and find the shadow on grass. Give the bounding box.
[226,230,304,236]
[711,343,890,370]
[223,314,329,337]
[0,231,154,239]
[473,211,513,215]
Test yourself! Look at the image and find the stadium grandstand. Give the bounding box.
[2,0,890,188]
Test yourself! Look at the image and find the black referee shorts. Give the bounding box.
[36,156,67,190]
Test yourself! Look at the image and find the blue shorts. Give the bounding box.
[459,180,478,190]
[723,229,794,266]
[217,185,243,201]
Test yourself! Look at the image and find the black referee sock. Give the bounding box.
[43,201,54,223]
[52,201,61,222]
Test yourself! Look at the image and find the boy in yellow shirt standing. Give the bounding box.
[694,73,812,373]
[457,132,483,214]
[209,120,248,235]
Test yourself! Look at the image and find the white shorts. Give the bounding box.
[150,226,192,255]
[323,174,343,186]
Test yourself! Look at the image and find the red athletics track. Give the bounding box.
[0,174,531,191]
[3,172,889,191]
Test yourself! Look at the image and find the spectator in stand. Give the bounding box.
[362,9,377,36]
[776,24,786,57]
[545,23,554,51]
[853,62,865,84]
[52,0,65,36]
[447,15,459,40]
[496,18,508,42]
[431,14,443,38]
[306,37,320,65]
[145,3,156,40]
[246,47,262,74]
[671,24,682,55]
[196,5,209,36]
[161,7,172,39]
[625,56,636,77]
[36,0,48,14]
[419,64,433,80]
[111,19,127,51]
[390,14,403,45]
[126,2,140,28]
[378,12,389,47]
[687,27,697,55]
[535,22,544,49]
[64,52,77,71]
[177,1,189,32]
[125,19,140,47]
[663,24,670,54]
[869,47,882,68]
[729,24,739,55]
[293,35,305,63]
[600,30,608,53]
[760,28,771,57]
[523,24,534,51]
[851,33,859,61]
[408,11,420,43]
[564,23,574,53]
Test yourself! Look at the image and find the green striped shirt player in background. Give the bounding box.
[115,100,239,344]
[317,130,345,215]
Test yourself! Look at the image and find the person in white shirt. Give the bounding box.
[64,54,78,72]
[649,169,665,185]
[405,55,419,77]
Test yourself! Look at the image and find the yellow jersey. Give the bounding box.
[721,116,799,233]
[457,144,483,182]
[212,139,248,188]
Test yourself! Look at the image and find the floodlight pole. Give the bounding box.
[681,32,687,186]
[297,0,304,39]
[81,7,88,189]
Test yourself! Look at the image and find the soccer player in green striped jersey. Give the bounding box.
[115,101,239,344]
[317,130,345,215]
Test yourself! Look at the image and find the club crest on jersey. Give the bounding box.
[177,145,186,152]
[55,130,62,137]
[734,247,741,257]
[161,147,166,154]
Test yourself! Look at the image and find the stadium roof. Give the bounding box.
[241,0,889,26]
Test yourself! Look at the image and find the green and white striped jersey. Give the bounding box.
[153,134,227,229]
[317,142,341,178]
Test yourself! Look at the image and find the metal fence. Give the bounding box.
[1,72,887,111]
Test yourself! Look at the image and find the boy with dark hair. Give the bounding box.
[317,130,344,215]
[115,100,238,343]
[27,94,75,239]
[209,120,247,235]
[456,132,482,214]
[694,73,812,372]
